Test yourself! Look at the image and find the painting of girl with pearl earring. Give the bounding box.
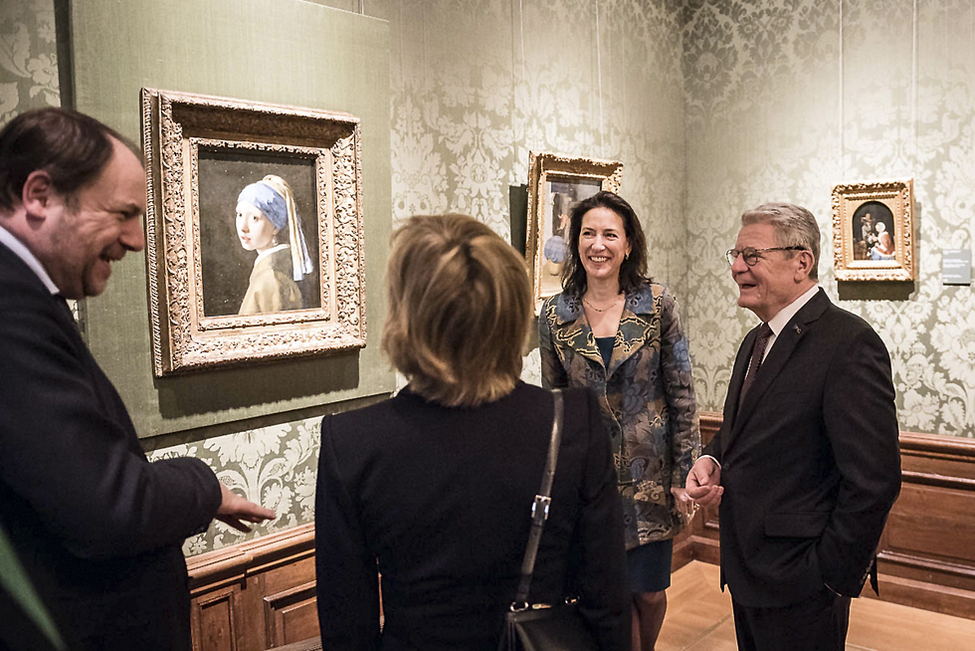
[197,152,321,318]
[234,175,313,314]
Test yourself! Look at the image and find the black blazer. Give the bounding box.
[704,288,901,608]
[0,242,222,650]
[315,383,630,650]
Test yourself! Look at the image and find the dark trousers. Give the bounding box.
[732,588,851,651]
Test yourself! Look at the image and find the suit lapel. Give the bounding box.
[553,294,604,368]
[722,326,758,453]
[607,303,655,379]
[725,289,830,451]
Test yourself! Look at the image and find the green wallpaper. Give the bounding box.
[683,0,975,438]
[0,0,57,119]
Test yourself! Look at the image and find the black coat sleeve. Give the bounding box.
[815,326,901,595]
[0,287,221,560]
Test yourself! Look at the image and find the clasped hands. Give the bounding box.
[684,456,724,508]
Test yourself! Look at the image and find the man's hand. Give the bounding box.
[216,484,276,532]
[685,456,724,507]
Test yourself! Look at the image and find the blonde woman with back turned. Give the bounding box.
[315,213,630,650]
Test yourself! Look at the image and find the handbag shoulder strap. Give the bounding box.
[512,389,564,607]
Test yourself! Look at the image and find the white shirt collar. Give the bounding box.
[767,283,820,336]
[755,284,820,362]
[254,243,289,266]
[0,222,59,294]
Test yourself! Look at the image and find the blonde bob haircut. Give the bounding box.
[382,214,532,407]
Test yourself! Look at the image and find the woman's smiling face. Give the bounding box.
[236,202,278,252]
[578,206,631,284]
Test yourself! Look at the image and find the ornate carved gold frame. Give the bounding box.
[526,152,624,312]
[141,88,366,375]
[831,179,915,282]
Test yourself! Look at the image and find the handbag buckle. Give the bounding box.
[530,495,551,523]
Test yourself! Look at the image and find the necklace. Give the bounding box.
[583,292,623,313]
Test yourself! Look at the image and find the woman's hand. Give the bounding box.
[671,487,698,518]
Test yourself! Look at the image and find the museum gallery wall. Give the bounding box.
[3,0,973,558]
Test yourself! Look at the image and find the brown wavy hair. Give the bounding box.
[382,214,532,407]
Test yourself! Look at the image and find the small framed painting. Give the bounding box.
[831,179,915,281]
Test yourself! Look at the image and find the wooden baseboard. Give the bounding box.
[186,524,318,651]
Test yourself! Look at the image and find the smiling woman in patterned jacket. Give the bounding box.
[539,191,700,651]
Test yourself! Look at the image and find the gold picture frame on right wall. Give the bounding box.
[831,179,915,281]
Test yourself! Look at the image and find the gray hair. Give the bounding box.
[740,202,820,280]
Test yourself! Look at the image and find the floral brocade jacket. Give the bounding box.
[539,283,701,550]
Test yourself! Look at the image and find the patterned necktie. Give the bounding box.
[739,323,773,402]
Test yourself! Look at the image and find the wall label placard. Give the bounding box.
[942,249,972,285]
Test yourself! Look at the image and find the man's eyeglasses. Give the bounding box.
[725,246,808,267]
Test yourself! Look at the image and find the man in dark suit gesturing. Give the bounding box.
[0,108,275,650]
[686,203,900,651]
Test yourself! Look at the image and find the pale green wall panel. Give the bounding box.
[67,0,394,437]
[683,0,975,438]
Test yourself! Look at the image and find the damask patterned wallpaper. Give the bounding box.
[5,0,972,556]
[682,0,975,438]
[0,0,57,120]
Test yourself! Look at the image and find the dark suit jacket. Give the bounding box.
[315,383,630,651]
[704,288,900,608]
[0,241,222,650]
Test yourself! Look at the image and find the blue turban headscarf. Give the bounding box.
[238,182,289,231]
[237,175,313,281]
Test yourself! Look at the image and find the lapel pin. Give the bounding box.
[793,324,802,335]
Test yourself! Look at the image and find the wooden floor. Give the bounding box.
[658,561,975,651]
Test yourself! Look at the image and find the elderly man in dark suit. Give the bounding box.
[0,108,275,651]
[686,203,901,651]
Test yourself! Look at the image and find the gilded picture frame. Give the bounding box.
[526,152,624,311]
[141,88,366,376]
[831,179,915,282]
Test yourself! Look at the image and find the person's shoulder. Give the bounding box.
[806,292,887,352]
[820,294,879,334]
[323,394,399,433]
[541,291,581,324]
[628,281,672,314]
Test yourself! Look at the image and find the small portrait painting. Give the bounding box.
[831,179,914,281]
[851,201,895,262]
[197,150,321,317]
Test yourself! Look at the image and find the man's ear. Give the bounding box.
[794,250,815,282]
[21,170,57,221]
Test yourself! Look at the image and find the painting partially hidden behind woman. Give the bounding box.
[235,175,313,314]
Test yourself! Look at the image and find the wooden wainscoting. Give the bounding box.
[187,523,319,651]
[674,412,975,619]
[187,417,975,651]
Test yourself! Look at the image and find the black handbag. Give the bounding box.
[499,389,599,651]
